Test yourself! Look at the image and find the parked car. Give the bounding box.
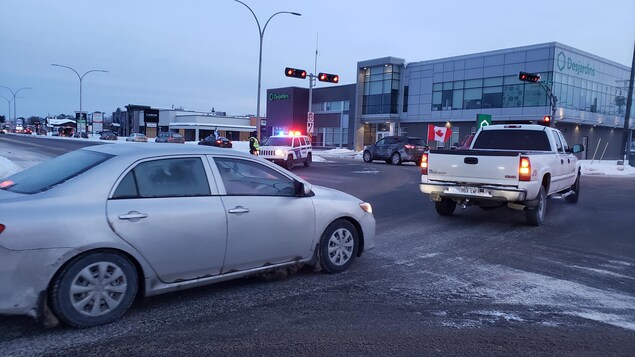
[126,133,148,142]
[99,131,117,140]
[363,136,428,165]
[198,135,232,148]
[0,144,375,328]
[155,131,185,143]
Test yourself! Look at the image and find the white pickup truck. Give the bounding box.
[419,124,585,226]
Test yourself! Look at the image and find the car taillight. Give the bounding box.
[0,224,5,235]
[216,140,221,144]
[404,144,415,149]
[420,153,428,175]
[519,156,531,181]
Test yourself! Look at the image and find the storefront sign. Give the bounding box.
[556,50,596,77]
[269,93,290,101]
[144,109,159,122]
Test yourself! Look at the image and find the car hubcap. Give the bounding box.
[327,228,354,266]
[69,262,128,317]
[392,155,399,164]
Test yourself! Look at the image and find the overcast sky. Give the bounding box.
[1,0,634,120]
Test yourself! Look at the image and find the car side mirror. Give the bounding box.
[295,181,313,197]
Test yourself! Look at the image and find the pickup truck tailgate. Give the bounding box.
[427,150,521,186]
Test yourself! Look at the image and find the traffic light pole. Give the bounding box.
[618,42,634,164]
[307,43,318,143]
[537,80,558,126]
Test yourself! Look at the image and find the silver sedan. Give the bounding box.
[0,144,375,328]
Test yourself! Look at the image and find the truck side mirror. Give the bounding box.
[571,144,584,154]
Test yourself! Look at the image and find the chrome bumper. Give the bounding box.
[420,182,527,202]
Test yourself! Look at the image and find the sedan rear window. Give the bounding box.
[0,150,112,194]
[407,138,426,146]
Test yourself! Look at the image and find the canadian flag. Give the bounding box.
[427,124,452,142]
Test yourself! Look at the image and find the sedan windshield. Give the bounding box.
[0,150,113,194]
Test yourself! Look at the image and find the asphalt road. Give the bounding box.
[1,135,634,356]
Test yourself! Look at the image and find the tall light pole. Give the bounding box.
[233,0,301,141]
[0,95,11,123]
[51,64,108,137]
[0,86,32,125]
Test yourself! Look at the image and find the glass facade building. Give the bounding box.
[354,43,633,159]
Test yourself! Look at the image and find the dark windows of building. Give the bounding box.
[402,86,409,112]
[361,64,401,115]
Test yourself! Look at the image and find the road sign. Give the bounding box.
[307,112,314,123]
[476,114,492,129]
[307,121,314,134]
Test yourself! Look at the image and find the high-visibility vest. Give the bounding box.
[249,137,259,149]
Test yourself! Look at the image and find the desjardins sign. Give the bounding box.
[557,50,596,77]
[269,93,290,101]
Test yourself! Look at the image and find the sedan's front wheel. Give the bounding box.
[363,151,372,163]
[319,219,359,274]
[49,252,138,328]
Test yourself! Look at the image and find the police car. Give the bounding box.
[259,131,312,169]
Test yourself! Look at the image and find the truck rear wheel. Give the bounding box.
[565,173,580,203]
[525,186,547,226]
[435,198,456,216]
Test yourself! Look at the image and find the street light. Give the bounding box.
[51,64,108,137]
[0,95,11,122]
[233,0,301,141]
[0,86,32,126]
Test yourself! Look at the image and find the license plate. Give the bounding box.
[446,186,492,197]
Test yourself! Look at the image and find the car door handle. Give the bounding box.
[561,159,564,164]
[228,206,250,214]
[118,211,148,221]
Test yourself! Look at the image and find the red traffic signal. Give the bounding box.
[285,67,307,79]
[318,72,339,83]
[519,71,541,83]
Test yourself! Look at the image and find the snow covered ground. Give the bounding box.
[1,133,634,178]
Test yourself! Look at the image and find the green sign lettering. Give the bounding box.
[557,51,596,77]
[269,93,290,101]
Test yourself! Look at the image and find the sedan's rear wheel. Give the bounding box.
[391,152,402,165]
[319,219,359,274]
[49,252,138,328]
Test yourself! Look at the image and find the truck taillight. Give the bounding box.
[519,156,531,181]
[420,153,428,175]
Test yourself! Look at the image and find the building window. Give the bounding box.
[402,86,409,113]
[362,64,400,115]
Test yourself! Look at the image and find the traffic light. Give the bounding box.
[285,67,307,79]
[539,115,552,127]
[318,72,339,83]
[519,71,541,83]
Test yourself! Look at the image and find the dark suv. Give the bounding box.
[363,136,428,165]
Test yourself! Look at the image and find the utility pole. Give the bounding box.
[618,42,634,164]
